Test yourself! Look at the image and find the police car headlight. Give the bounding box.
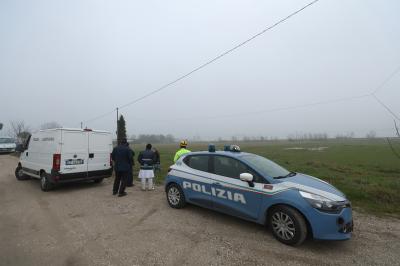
[299,191,343,213]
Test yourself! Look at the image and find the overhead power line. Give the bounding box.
[80,0,321,126]
[371,64,400,95]
[144,94,372,123]
[118,0,320,110]
[371,94,400,122]
[369,64,400,122]
[81,109,116,126]
[126,64,400,124]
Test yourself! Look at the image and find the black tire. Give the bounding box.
[166,183,186,209]
[269,205,307,246]
[94,178,104,183]
[15,165,28,180]
[40,172,53,192]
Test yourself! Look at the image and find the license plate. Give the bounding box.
[65,159,84,165]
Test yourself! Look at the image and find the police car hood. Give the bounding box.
[277,173,346,201]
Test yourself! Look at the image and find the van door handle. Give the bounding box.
[89,153,94,158]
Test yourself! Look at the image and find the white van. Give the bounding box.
[15,128,113,191]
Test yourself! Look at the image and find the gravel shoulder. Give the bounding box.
[1,154,399,266]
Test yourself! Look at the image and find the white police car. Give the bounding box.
[165,145,353,246]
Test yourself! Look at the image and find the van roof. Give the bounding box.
[38,128,110,134]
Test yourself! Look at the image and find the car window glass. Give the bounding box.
[246,168,264,183]
[214,156,247,179]
[0,138,14,144]
[185,155,209,172]
[240,154,290,178]
[24,135,31,150]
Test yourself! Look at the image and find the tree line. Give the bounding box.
[117,115,175,144]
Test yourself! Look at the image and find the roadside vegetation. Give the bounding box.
[139,138,400,217]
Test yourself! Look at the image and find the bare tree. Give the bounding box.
[40,121,61,129]
[387,120,400,159]
[8,121,31,142]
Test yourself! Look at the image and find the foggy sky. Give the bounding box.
[1,0,399,140]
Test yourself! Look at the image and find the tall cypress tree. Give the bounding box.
[117,115,127,143]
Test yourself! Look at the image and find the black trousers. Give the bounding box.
[113,171,128,194]
[127,171,133,186]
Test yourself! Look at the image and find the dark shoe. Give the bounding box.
[113,191,117,195]
[118,192,127,197]
[126,184,133,187]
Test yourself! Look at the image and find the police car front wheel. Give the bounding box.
[166,184,186,209]
[269,205,307,246]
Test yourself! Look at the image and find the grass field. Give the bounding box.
[133,138,400,217]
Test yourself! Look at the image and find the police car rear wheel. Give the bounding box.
[269,205,307,246]
[167,184,186,209]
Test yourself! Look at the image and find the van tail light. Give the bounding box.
[53,154,61,171]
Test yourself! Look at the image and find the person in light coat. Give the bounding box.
[137,143,156,191]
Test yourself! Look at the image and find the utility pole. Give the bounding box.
[80,122,83,129]
[116,107,119,144]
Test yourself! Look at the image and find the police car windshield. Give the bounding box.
[240,154,290,179]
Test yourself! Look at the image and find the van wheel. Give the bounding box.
[94,178,104,183]
[15,165,28,180]
[40,173,53,192]
[269,205,307,246]
[166,183,186,209]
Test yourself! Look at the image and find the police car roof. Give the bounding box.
[186,150,251,157]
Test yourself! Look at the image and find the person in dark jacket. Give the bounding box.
[152,147,161,190]
[153,148,160,171]
[137,143,156,191]
[126,142,135,187]
[111,138,133,197]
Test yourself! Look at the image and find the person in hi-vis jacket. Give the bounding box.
[173,140,191,163]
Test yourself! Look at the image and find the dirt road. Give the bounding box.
[1,155,399,266]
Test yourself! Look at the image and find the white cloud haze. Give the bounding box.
[1,0,399,140]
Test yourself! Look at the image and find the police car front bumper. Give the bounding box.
[307,207,353,240]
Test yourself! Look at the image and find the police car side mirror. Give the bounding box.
[240,173,255,188]
[240,173,254,187]
[240,173,253,182]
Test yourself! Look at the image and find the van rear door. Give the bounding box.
[60,130,88,174]
[87,132,112,173]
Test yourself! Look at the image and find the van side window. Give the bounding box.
[24,135,31,150]
[183,155,209,173]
